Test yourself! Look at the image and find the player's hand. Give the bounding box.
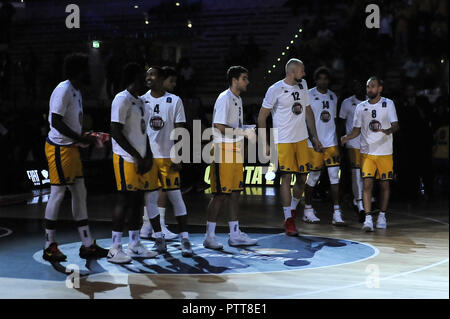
[78,133,97,146]
[170,162,182,172]
[135,156,147,175]
[245,128,257,143]
[380,128,391,135]
[341,135,349,146]
[312,137,323,153]
[143,157,153,173]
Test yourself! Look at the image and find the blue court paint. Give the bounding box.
[20,233,377,281]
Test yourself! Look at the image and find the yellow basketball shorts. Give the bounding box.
[347,148,361,169]
[113,153,159,192]
[209,143,244,194]
[309,145,341,171]
[149,158,181,191]
[277,139,311,174]
[360,154,393,180]
[45,139,83,185]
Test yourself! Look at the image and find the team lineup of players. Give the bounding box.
[41,53,399,264]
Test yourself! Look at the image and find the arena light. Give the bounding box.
[295,34,298,38]
[145,20,149,24]
[441,59,445,64]
[92,40,100,48]
[134,5,139,9]
[286,46,290,50]
[268,70,271,74]
[281,52,285,56]
[290,40,294,44]
[277,58,280,61]
[272,65,276,68]
[187,20,193,28]
[176,2,180,6]
[299,28,303,32]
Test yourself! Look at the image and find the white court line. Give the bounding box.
[276,257,449,298]
[391,211,449,226]
[0,227,13,238]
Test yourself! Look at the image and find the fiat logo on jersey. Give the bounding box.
[292,102,303,115]
[320,110,331,122]
[369,120,382,132]
[150,115,165,131]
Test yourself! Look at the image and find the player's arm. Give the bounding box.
[51,113,96,145]
[305,105,323,152]
[111,122,147,174]
[257,107,272,154]
[381,121,399,135]
[341,126,361,145]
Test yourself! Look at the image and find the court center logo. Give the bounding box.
[31,234,378,279]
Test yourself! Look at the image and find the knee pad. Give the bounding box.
[306,171,321,187]
[167,190,187,216]
[327,166,340,185]
[144,191,159,219]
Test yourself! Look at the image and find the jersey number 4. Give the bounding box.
[322,101,330,109]
[154,104,160,113]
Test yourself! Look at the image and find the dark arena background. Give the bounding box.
[0,0,448,306]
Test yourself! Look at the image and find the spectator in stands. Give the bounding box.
[178,58,195,96]
[0,0,15,43]
[0,51,11,100]
[402,55,423,83]
[378,10,394,57]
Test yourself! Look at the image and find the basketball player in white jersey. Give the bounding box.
[258,59,323,236]
[204,66,258,249]
[109,63,159,264]
[341,76,399,231]
[304,67,345,226]
[140,66,179,241]
[43,53,108,262]
[339,79,367,222]
[141,66,193,257]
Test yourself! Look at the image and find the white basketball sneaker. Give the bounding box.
[107,245,132,264]
[376,212,387,229]
[140,221,153,239]
[362,215,374,232]
[127,241,158,258]
[203,234,223,250]
[332,210,347,226]
[303,208,321,224]
[228,232,258,247]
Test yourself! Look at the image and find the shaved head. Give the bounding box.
[285,58,303,74]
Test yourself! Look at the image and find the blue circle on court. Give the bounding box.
[32,233,377,277]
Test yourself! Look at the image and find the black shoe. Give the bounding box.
[79,240,109,259]
[43,242,67,262]
[358,210,366,223]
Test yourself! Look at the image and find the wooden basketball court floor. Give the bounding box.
[0,188,448,299]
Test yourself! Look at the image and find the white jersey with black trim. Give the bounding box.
[262,79,309,144]
[212,89,244,143]
[141,90,186,158]
[353,97,398,156]
[307,87,338,148]
[339,95,365,149]
[48,80,83,145]
[111,90,150,163]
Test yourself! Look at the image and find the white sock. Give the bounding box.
[112,231,122,248]
[159,207,166,227]
[229,221,239,237]
[333,205,340,211]
[379,212,385,217]
[283,207,292,220]
[290,197,300,210]
[78,225,93,247]
[304,204,313,213]
[45,229,56,248]
[153,231,163,239]
[365,214,372,222]
[129,230,140,245]
[180,232,189,239]
[206,221,216,237]
[356,199,364,211]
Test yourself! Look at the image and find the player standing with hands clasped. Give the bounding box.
[341,76,399,232]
